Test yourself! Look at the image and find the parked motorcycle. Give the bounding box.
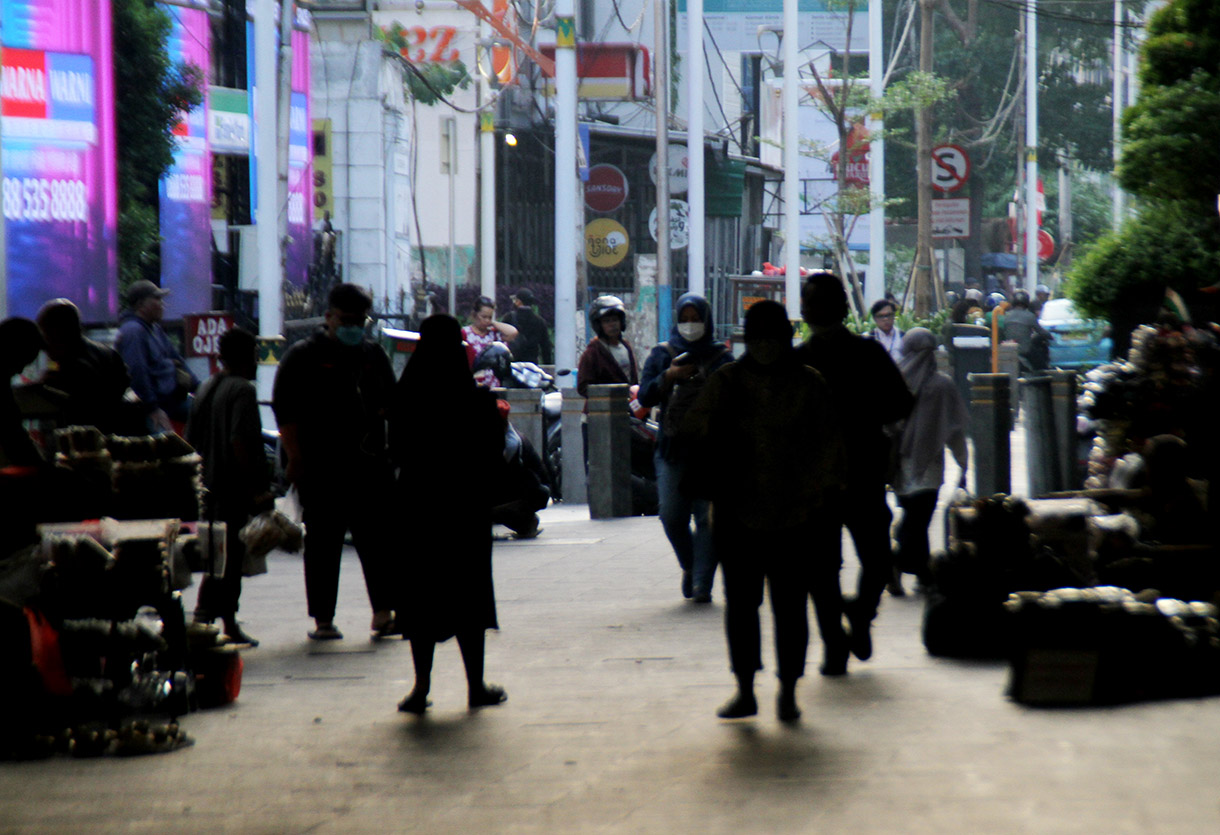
[472,343,658,514]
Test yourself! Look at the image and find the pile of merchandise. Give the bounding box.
[53,427,202,521]
[1079,325,1209,489]
[1006,587,1220,705]
[1,522,198,759]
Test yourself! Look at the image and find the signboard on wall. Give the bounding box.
[160,2,212,319]
[2,0,119,321]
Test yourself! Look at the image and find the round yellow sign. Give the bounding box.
[585,218,630,268]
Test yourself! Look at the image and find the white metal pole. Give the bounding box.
[655,0,671,340]
[686,0,705,296]
[447,117,457,315]
[554,0,578,385]
[1111,0,1125,228]
[783,0,800,319]
[255,0,281,402]
[867,0,885,307]
[1024,0,1038,293]
[479,21,497,299]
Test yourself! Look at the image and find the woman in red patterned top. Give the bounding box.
[462,296,518,387]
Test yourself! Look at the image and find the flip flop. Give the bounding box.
[468,683,507,709]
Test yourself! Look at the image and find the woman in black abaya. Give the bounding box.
[390,314,506,713]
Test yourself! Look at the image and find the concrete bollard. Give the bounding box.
[560,391,587,505]
[968,373,1011,496]
[503,388,544,457]
[585,384,632,518]
[1019,375,1060,497]
[1050,370,1080,490]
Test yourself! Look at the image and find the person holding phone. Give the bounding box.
[638,293,732,603]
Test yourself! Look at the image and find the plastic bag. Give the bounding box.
[238,510,304,561]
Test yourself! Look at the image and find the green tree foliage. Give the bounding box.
[113,0,204,291]
[1068,0,1220,338]
[374,23,471,104]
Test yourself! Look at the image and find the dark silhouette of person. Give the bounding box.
[490,399,551,539]
[891,328,969,592]
[390,314,507,714]
[272,283,397,641]
[36,298,138,435]
[683,300,846,721]
[797,272,914,667]
[0,318,45,470]
[1002,290,1053,373]
[502,288,553,364]
[187,327,273,646]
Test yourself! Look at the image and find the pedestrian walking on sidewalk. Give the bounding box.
[638,292,732,603]
[390,314,507,714]
[187,327,273,646]
[891,328,969,593]
[683,301,845,722]
[272,283,398,642]
[798,272,914,669]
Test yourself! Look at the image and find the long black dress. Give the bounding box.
[390,315,503,642]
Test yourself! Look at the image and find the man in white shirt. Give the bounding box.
[867,299,904,363]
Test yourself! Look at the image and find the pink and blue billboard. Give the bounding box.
[159,1,212,319]
[2,0,119,321]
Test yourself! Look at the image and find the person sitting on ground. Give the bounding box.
[462,296,518,388]
[489,399,550,540]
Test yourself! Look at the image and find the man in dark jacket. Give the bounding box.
[188,327,272,646]
[115,280,198,433]
[273,283,397,641]
[798,272,914,669]
[683,300,846,721]
[503,289,553,364]
[1002,290,1053,372]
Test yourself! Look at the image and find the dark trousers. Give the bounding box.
[896,490,939,581]
[718,518,812,684]
[837,481,895,621]
[195,514,247,621]
[300,475,394,623]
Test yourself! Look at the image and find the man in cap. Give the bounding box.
[502,288,552,364]
[115,280,198,433]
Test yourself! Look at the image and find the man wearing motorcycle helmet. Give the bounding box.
[576,295,639,399]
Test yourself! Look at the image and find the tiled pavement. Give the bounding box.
[3,427,1219,833]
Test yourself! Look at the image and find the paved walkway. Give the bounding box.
[3,427,1219,833]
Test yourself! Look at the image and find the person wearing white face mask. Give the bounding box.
[638,293,732,603]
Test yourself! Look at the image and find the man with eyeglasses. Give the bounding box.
[273,283,398,641]
[866,299,905,363]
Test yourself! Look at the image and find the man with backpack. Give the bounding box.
[638,293,732,603]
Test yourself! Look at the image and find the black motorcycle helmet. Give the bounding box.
[472,341,514,383]
[589,295,627,339]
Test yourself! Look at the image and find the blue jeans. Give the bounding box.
[654,450,716,596]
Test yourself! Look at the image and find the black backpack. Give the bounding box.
[661,342,727,438]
